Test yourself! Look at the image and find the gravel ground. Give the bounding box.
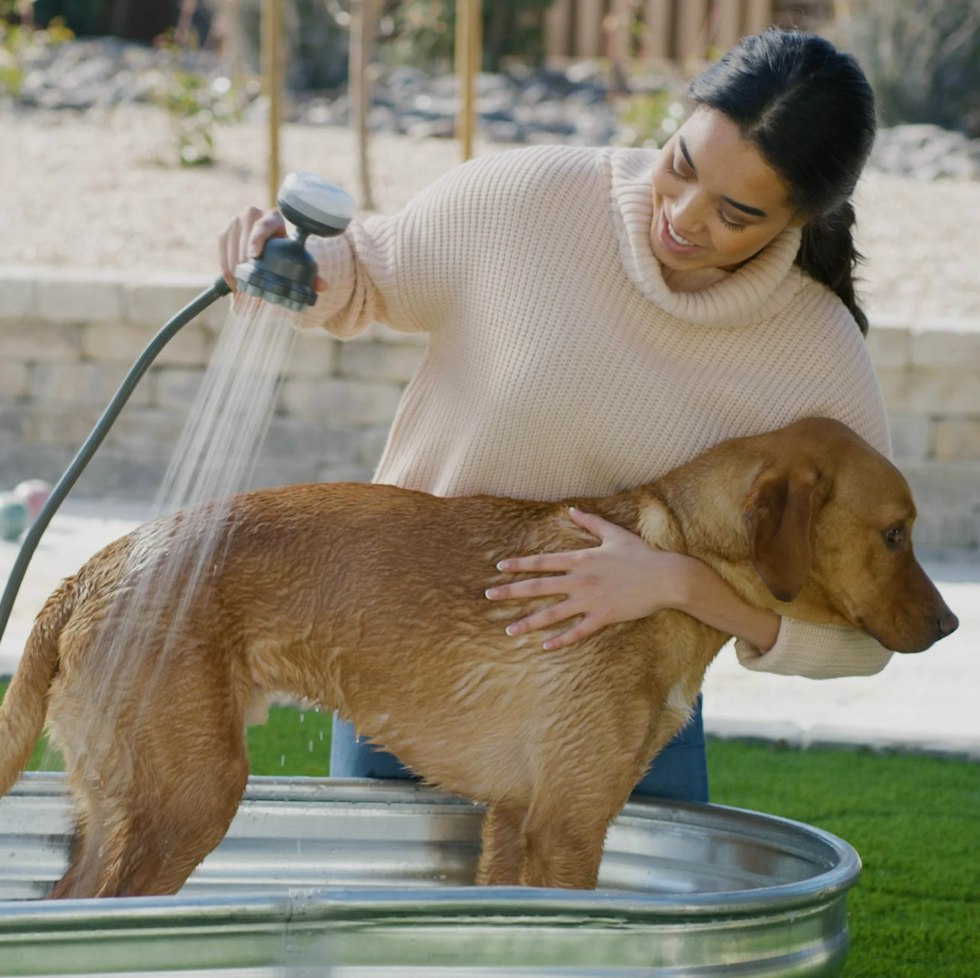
[2,104,979,321]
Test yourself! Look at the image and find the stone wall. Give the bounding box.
[2,266,978,549]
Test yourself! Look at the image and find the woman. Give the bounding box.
[218,29,893,803]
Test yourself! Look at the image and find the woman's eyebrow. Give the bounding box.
[678,136,768,219]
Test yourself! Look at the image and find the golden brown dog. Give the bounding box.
[0,418,958,897]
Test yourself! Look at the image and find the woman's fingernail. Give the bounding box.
[496,561,507,571]
[506,625,517,636]
[485,589,496,599]
[543,640,554,650]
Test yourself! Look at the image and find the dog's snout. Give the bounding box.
[935,609,959,639]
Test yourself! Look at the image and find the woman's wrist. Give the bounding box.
[671,555,780,652]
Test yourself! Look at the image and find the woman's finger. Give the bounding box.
[486,576,570,602]
[225,218,243,286]
[541,614,605,651]
[217,222,235,289]
[505,598,583,638]
[567,507,621,540]
[496,551,579,574]
[240,206,265,264]
[246,209,285,259]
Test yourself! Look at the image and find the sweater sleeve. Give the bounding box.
[735,288,895,679]
[295,145,603,339]
[294,150,491,337]
[295,213,408,338]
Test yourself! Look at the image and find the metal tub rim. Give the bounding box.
[0,772,861,928]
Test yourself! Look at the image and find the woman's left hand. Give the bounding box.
[485,508,692,650]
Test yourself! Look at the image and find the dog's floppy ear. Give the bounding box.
[743,465,824,602]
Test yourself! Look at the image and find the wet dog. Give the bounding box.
[0,418,957,896]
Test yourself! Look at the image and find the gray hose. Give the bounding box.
[0,276,232,649]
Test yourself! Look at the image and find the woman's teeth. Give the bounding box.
[667,221,696,247]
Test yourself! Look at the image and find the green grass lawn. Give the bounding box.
[2,680,977,976]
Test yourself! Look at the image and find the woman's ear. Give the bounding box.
[742,465,825,602]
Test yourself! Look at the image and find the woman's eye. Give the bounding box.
[718,210,746,232]
[667,159,687,180]
[882,526,905,550]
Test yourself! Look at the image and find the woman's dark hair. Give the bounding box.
[689,29,876,334]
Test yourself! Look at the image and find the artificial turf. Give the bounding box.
[2,681,977,977]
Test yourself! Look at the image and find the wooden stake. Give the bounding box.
[715,0,741,51]
[745,0,773,36]
[455,0,481,163]
[644,0,672,60]
[261,0,283,209]
[349,0,379,210]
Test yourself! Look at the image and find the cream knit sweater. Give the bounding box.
[300,145,894,680]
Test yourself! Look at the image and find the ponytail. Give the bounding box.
[796,202,868,336]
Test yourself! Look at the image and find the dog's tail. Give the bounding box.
[0,575,77,798]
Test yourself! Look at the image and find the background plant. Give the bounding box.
[613,90,686,148]
[149,31,246,167]
[0,13,72,98]
[845,0,980,137]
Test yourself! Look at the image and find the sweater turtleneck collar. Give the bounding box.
[605,148,805,328]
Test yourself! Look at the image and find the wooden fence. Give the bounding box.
[545,0,835,62]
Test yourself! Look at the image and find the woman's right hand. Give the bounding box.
[217,206,289,291]
[219,205,329,294]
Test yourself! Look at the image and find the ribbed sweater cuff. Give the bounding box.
[297,233,359,334]
[735,617,894,680]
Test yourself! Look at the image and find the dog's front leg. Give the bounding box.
[519,802,610,890]
[476,802,527,886]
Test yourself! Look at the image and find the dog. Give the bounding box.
[0,417,958,897]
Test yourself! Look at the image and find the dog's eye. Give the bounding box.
[882,526,906,551]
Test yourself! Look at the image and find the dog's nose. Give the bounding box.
[935,610,959,639]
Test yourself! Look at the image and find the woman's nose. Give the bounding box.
[670,191,704,235]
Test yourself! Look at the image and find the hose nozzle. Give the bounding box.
[234,173,356,312]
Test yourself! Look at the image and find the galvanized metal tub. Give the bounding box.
[0,774,860,977]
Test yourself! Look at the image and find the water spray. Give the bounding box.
[0,173,355,644]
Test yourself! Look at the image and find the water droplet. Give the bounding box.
[280,754,285,767]
[299,713,304,723]
[308,740,313,752]
[319,730,323,741]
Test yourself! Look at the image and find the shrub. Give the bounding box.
[846,0,980,137]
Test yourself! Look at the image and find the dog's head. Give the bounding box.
[742,418,958,653]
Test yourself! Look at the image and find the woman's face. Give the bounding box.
[650,106,805,273]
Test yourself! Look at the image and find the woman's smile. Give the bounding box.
[659,211,703,256]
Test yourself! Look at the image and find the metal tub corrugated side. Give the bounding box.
[0,774,860,977]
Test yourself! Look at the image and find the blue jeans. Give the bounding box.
[329,695,708,803]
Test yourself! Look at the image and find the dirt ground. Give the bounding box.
[2,104,980,321]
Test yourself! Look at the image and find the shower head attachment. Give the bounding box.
[234,172,356,312]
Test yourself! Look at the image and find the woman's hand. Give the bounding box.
[485,508,692,650]
[217,207,327,292]
[486,507,781,652]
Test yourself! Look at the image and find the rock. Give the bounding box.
[10,38,979,173]
[0,495,29,543]
[13,480,52,520]
[867,124,980,181]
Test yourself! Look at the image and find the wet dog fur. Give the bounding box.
[0,418,958,896]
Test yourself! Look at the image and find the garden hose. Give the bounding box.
[0,276,232,648]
